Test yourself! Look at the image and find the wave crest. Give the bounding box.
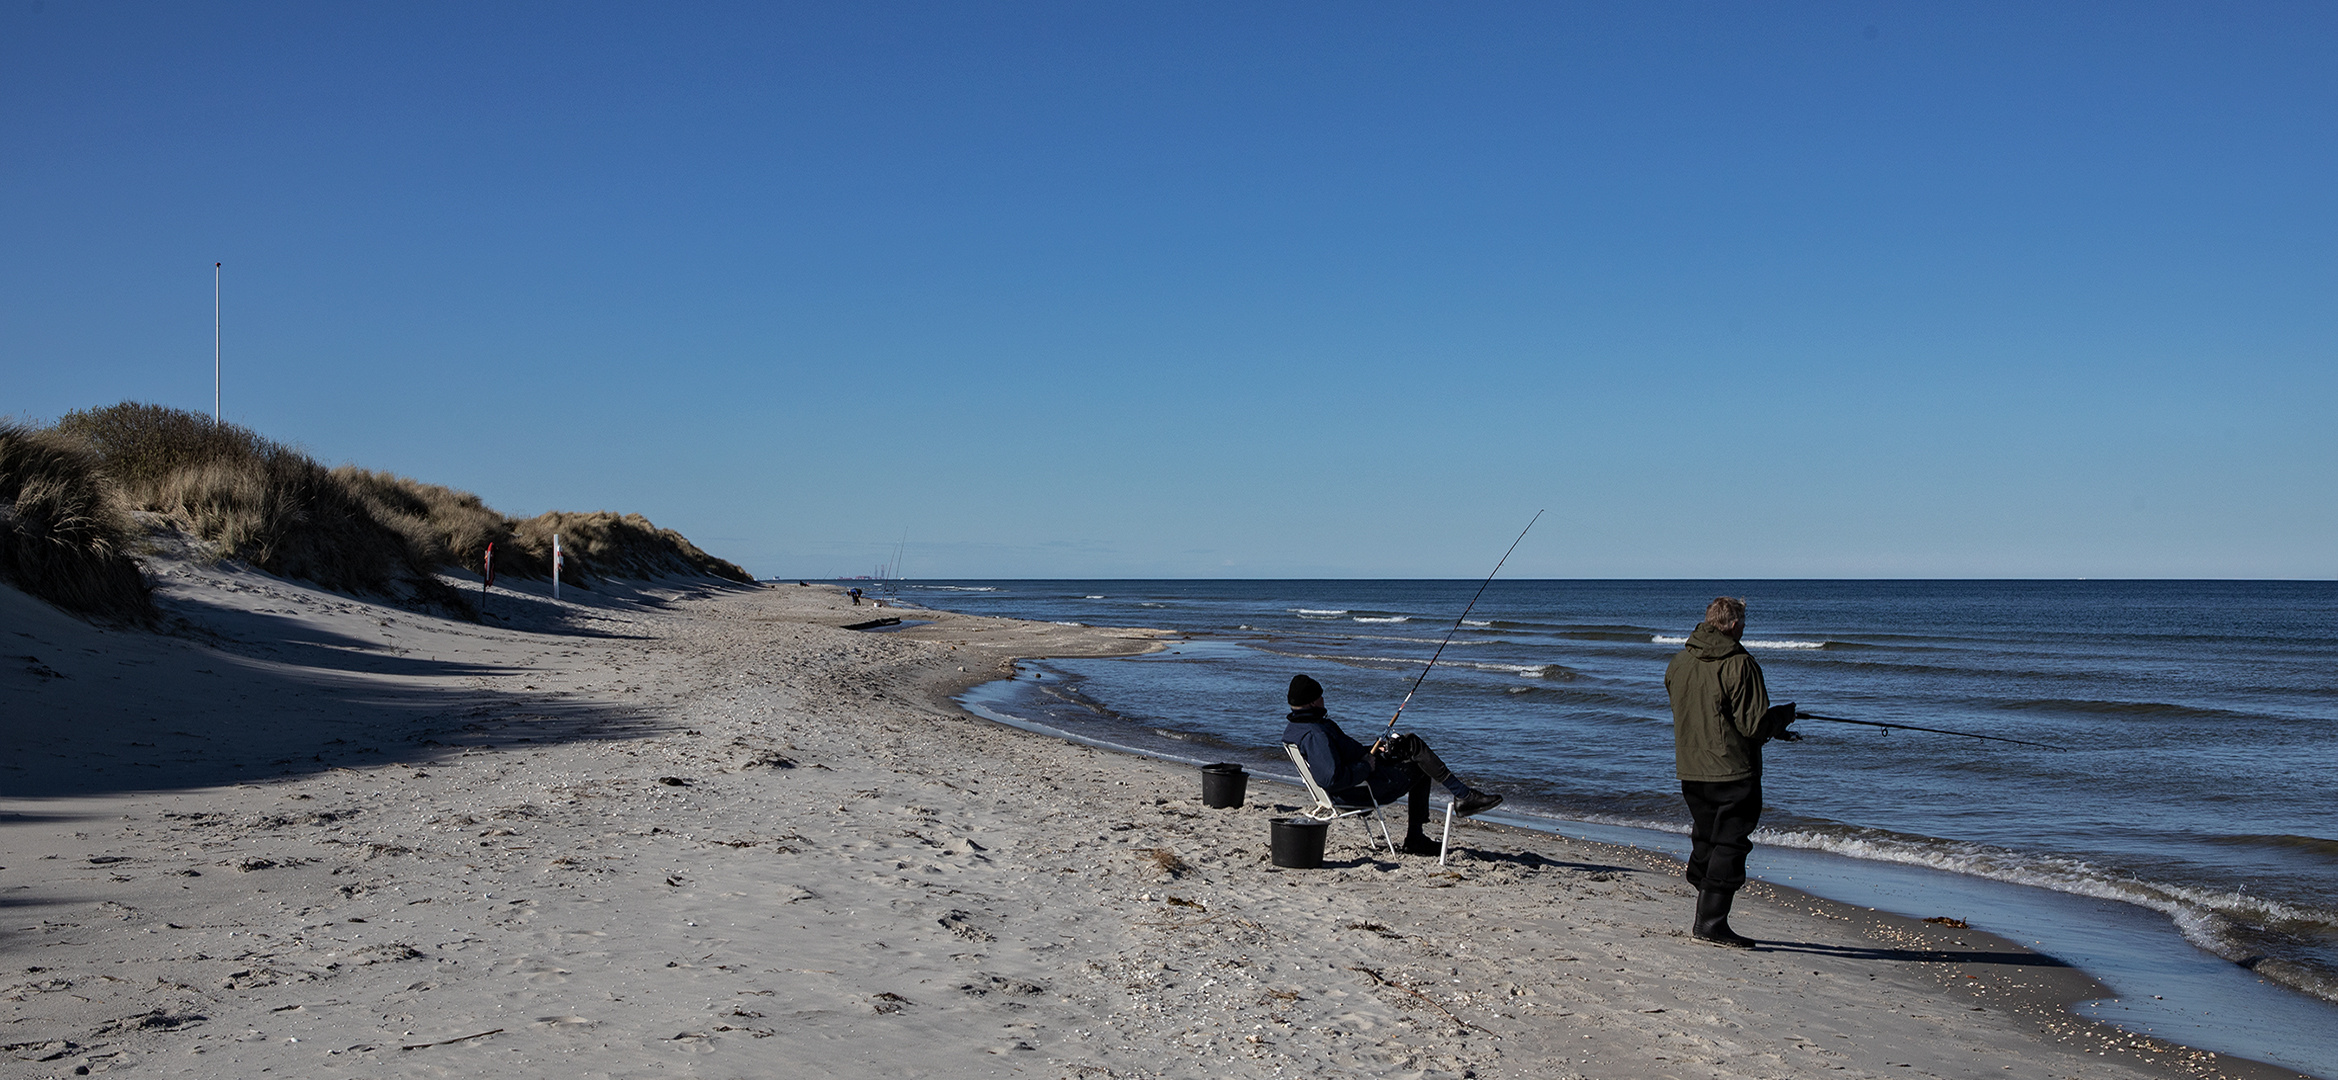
[1650,635,1828,650]
[1753,826,2338,1003]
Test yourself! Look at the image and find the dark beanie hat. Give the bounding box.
[1287,674,1324,707]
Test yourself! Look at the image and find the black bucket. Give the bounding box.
[1200,763,1248,809]
[1269,817,1329,869]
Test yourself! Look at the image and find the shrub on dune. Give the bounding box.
[0,422,154,622]
[48,401,271,492]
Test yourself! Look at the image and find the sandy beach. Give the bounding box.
[1,549,2312,1079]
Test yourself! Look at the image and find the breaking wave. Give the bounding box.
[1651,635,1829,650]
[1754,824,2338,1005]
[1463,661,1576,679]
[1248,647,1573,680]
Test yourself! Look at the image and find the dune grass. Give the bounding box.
[54,403,433,601]
[510,511,751,584]
[7,402,750,620]
[0,422,155,622]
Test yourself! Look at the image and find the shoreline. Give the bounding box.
[1,568,2315,1078]
[953,659,2328,1080]
[862,574,2338,1018]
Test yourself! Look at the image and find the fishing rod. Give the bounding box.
[1793,710,2067,751]
[1380,510,1544,742]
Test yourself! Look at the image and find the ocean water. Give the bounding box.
[885,579,2338,1021]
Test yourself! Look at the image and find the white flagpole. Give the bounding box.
[553,534,562,602]
[213,262,221,425]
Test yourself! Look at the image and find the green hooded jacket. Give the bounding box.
[1665,622,1771,782]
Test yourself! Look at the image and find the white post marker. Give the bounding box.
[552,534,562,602]
[212,262,221,425]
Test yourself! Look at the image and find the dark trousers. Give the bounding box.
[1681,777,1762,893]
[1378,733,1458,836]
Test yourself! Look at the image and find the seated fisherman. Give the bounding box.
[1280,673,1504,856]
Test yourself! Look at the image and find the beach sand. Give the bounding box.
[1,547,2310,1079]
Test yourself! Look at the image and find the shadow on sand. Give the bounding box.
[0,576,759,801]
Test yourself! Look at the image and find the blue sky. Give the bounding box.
[5,2,2332,578]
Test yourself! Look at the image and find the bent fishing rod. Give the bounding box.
[1379,510,1543,743]
[1792,710,2067,751]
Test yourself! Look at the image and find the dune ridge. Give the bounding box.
[1,403,748,626]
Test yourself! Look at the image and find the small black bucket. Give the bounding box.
[1200,763,1248,809]
[1269,817,1329,869]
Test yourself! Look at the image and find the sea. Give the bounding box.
[850,578,2338,1071]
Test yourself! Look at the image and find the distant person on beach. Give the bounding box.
[848,587,862,606]
[1281,674,1504,857]
[1665,596,1798,948]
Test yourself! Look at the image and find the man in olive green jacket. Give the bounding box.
[1665,596,1795,948]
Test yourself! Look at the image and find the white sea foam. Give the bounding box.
[1084,595,1105,599]
[1251,650,1561,680]
[1650,634,1826,650]
[1353,616,1410,624]
[1533,808,2338,1003]
[1463,619,1494,627]
[913,584,998,592]
[1458,661,1559,678]
[1293,608,1349,616]
[1755,825,2338,1000]
[1265,651,1431,669]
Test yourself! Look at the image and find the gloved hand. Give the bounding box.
[1760,702,1799,742]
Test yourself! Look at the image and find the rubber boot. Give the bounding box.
[1693,889,1756,948]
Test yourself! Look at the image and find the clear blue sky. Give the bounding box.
[6,2,2332,578]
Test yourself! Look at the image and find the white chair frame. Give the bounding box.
[1284,743,1398,858]
[1282,743,1462,865]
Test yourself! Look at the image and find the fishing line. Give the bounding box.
[1381,510,1543,740]
[1793,710,2067,751]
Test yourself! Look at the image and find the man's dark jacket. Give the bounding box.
[1282,708,1410,804]
[1664,623,1773,783]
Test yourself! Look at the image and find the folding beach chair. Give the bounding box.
[1432,793,1459,867]
[1283,743,1398,858]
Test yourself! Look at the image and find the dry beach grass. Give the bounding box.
[9,403,748,623]
[1,545,2313,1079]
[0,422,153,623]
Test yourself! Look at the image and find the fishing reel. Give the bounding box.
[1369,731,1422,759]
